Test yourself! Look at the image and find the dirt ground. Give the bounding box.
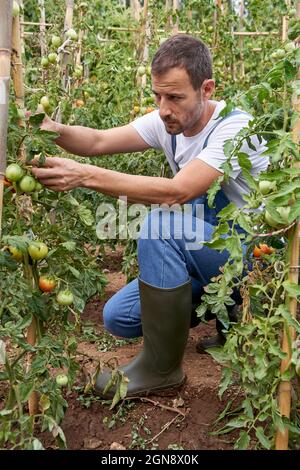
[47,246,236,450]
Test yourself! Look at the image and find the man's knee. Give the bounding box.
[102,298,119,336]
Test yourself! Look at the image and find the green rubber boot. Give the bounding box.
[95,278,192,398]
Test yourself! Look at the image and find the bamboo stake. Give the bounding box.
[26,315,38,415]
[275,2,300,451]
[136,0,149,91]
[11,0,26,163]
[20,21,53,26]
[131,0,141,22]
[0,1,12,237]
[172,0,179,34]
[19,0,25,54]
[56,0,74,123]
[38,0,47,83]
[239,0,245,79]
[282,0,291,42]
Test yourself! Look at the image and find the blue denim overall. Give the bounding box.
[103,111,248,338]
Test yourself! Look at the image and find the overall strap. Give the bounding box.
[202,109,250,150]
[171,109,250,162]
[171,134,177,157]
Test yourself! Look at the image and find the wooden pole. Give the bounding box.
[172,0,179,34]
[11,0,26,163]
[0,1,13,238]
[239,0,245,79]
[56,0,74,123]
[38,0,47,83]
[282,0,291,42]
[131,0,141,21]
[275,2,299,451]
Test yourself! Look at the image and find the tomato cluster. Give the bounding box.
[253,243,275,258]
[5,163,43,195]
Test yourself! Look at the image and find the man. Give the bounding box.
[32,34,269,397]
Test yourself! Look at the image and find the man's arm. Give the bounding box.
[32,157,222,205]
[42,116,150,156]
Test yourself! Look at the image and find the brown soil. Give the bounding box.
[49,246,235,450]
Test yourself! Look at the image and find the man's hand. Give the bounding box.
[31,157,87,192]
[36,105,59,134]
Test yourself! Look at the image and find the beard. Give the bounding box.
[162,119,184,135]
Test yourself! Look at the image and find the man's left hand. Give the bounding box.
[31,157,86,192]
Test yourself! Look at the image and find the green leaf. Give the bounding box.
[29,113,45,126]
[205,238,227,251]
[68,265,80,278]
[282,280,300,298]
[32,439,44,450]
[78,206,94,226]
[39,394,51,412]
[60,241,76,251]
[207,347,228,365]
[255,427,271,449]
[235,431,250,450]
[237,152,252,171]
[217,202,237,218]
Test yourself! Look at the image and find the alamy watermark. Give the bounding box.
[96,196,205,251]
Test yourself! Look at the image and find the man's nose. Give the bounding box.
[159,99,172,119]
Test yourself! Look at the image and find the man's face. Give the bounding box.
[152,67,213,136]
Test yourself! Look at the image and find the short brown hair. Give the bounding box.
[151,34,212,90]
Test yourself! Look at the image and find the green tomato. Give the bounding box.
[41,57,49,68]
[40,95,50,109]
[66,28,78,41]
[5,163,24,182]
[55,373,69,387]
[207,25,214,33]
[56,290,74,306]
[19,175,36,193]
[285,42,295,53]
[258,180,276,195]
[277,206,291,224]
[275,49,285,59]
[48,52,58,64]
[73,65,83,78]
[288,7,297,17]
[35,182,43,192]
[51,35,62,48]
[264,210,280,228]
[28,241,48,261]
[8,246,23,262]
[137,65,146,76]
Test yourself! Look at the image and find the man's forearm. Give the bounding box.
[83,165,182,205]
[53,123,102,157]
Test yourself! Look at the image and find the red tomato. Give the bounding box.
[38,276,56,292]
[253,246,262,258]
[259,243,275,255]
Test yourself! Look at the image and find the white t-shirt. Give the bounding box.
[131,100,269,208]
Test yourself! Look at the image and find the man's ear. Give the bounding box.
[201,79,215,99]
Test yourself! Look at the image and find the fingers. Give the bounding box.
[31,156,61,168]
[31,167,58,179]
